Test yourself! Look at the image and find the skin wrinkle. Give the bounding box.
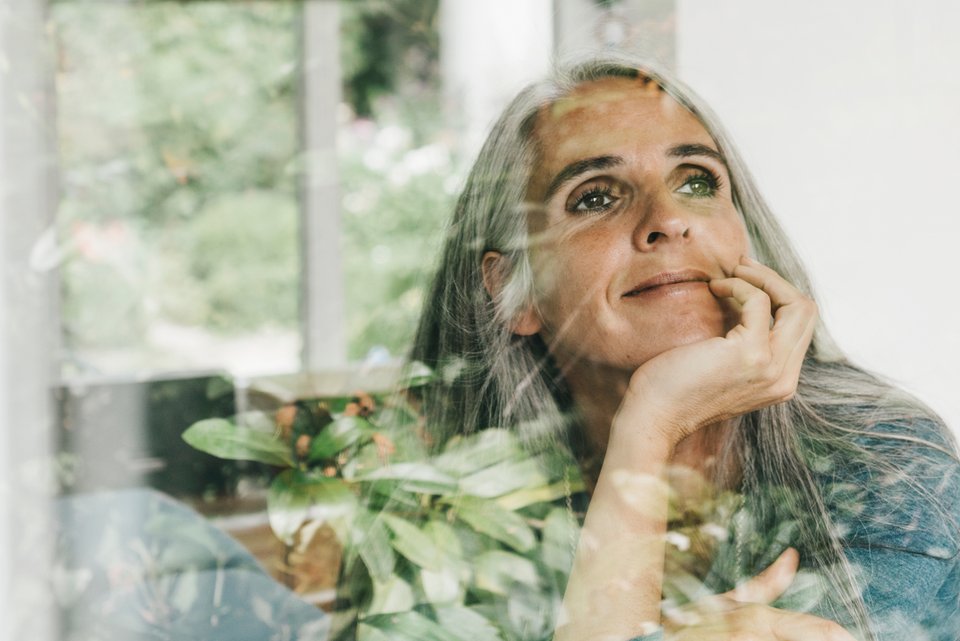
[544,155,625,202]
[542,144,728,207]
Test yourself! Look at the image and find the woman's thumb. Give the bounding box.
[725,547,799,604]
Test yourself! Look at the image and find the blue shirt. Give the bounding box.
[630,420,960,641]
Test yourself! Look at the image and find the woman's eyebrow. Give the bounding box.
[543,155,623,202]
[667,143,727,166]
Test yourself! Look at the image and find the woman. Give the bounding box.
[410,54,960,641]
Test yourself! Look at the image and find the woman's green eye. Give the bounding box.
[678,176,714,197]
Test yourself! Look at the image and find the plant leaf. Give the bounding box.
[496,476,585,511]
[352,510,396,583]
[358,462,458,496]
[473,550,540,596]
[382,514,446,571]
[433,605,504,641]
[541,507,579,575]
[360,611,450,641]
[452,497,535,553]
[507,585,556,640]
[267,470,356,545]
[309,415,369,461]
[182,418,293,467]
[357,623,392,641]
[459,456,548,499]
[423,519,463,559]
[367,575,415,615]
[397,360,435,389]
[419,519,466,605]
[419,565,462,605]
[434,428,524,477]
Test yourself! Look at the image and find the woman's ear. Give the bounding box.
[481,251,542,336]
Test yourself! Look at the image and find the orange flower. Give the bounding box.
[276,404,298,440]
[295,434,312,458]
[371,432,396,463]
[355,392,376,417]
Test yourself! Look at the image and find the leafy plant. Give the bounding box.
[182,371,586,641]
[182,370,820,638]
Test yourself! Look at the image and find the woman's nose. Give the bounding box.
[631,192,691,251]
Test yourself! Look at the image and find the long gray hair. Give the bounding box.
[410,53,955,639]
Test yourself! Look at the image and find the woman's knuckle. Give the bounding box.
[772,378,797,401]
[743,348,771,372]
[764,360,784,381]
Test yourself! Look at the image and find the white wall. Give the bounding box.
[440,0,553,156]
[677,0,960,437]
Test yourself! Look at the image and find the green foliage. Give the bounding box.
[159,190,299,330]
[339,134,455,360]
[182,372,830,638]
[182,377,586,641]
[55,1,454,364]
[340,0,440,121]
[182,418,294,468]
[54,2,300,354]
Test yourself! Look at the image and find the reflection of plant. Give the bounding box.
[183,369,830,638]
[183,371,586,641]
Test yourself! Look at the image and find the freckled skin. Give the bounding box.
[522,77,749,376]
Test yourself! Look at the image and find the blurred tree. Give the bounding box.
[340,0,439,123]
[54,0,452,371]
[54,1,300,367]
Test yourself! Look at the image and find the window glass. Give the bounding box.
[54,1,301,378]
[338,0,453,363]
[12,2,957,640]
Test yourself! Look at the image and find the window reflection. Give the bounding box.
[0,1,955,640]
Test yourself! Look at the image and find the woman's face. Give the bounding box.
[520,76,749,374]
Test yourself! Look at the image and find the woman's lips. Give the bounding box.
[623,269,712,298]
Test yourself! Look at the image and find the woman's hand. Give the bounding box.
[560,259,819,641]
[613,257,818,451]
[665,548,856,641]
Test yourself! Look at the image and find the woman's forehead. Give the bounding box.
[528,77,714,197]
[547,75,664,119]
[536,77,707,147]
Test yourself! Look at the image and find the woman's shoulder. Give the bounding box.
[820,417,960,560]
[817,419,960,640]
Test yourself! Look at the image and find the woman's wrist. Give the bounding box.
[606,410,682,470]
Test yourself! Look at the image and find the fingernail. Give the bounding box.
[740,255,758,265]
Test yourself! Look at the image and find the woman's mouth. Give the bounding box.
[623,269,711,297]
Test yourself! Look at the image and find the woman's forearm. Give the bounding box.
[555,429,674,641]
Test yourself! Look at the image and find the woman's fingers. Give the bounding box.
[719,607,858,641]
[732,258,819,370]
[723,547,799,604]
[732,256,805,311]
[717,258,818,356]
[764,609,858,641]
[707,277,771,337]
[668,604,858,641]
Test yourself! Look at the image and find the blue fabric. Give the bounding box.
[817,420,960,640]
[625,419,960,641]
[55,488,331,641]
